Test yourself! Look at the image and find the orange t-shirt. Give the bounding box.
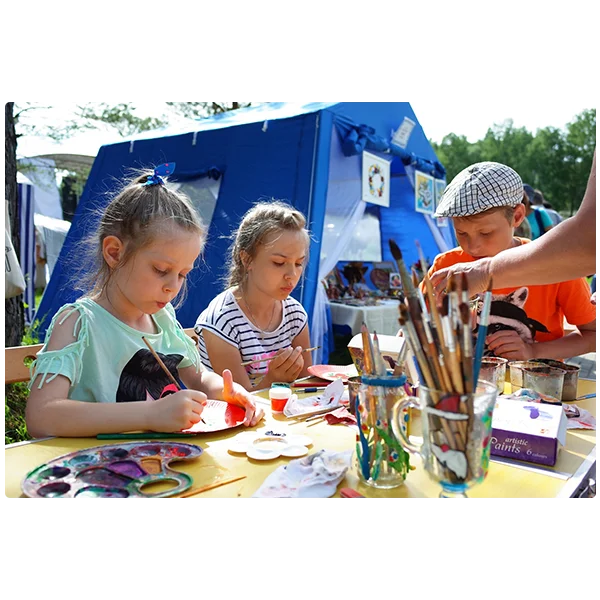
[423,239,595,344]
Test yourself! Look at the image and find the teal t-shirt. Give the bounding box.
[526,206,553,240]
[30,298,201,403]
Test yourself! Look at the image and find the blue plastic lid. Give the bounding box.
[361,374,407,387]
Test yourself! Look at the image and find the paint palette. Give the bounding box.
[228,430,313,461]
[182,399,246,433]
[21,442,203,498]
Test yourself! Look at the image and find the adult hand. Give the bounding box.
[149,389,207,432]
[222,368,264,426]
[266,346,304,383]
[429,257,493,299]
[485,330,535,361]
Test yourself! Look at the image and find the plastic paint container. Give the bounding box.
[269,384,292,413]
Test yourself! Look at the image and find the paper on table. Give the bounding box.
[283,378,345,418]
[252,449,353,498]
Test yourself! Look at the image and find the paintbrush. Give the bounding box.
[399,304,436,392]
[240,347,320,367]
[459,302,474,394]
[472,279,494,389]
[141,336,206,424]
[440,295,464,393]
[372,331,388,376]
[178,475,247,498]
[361,322,376,376]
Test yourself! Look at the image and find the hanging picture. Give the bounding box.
[436,217,448,228]
[434,178,447,213]
[414,170,434,214]
[391,117,416,149]
[362,151,390,208]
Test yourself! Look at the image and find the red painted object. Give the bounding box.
[340,487,365,498]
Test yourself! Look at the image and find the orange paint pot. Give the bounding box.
[269,386,292,413]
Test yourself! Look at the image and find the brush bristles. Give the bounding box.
[459,302,470,324]
[448,274,457,293]
[461,272,468,293]
[389,238,403,261]
[441,294,449,317]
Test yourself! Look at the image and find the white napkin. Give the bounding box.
[283,378,345,418]
[252,449,353,498]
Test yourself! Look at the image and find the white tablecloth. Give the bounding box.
[328,299,401,337]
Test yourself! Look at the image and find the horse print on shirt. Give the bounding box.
[116,349,184,402]
[474,287,549,356]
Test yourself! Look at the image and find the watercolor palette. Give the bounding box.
[182,399,246,433]
[22,442,203,498]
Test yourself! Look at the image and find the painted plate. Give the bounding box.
[370,268,391,291]
[307,364,359,383]
[182,400,246,433]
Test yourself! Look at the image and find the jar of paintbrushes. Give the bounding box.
[355,374,411,489]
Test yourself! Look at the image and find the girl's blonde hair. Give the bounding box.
[226,200,309,288]
[77,168,206,307]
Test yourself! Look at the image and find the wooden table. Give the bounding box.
[5,378,596,498]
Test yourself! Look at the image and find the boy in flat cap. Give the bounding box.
[422,162,595,361]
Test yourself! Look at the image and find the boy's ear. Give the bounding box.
[102,235,125,269]
[513,204,526,227]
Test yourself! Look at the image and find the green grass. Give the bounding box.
[5,318,42,445]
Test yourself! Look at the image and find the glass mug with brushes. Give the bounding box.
[391,381,497,498]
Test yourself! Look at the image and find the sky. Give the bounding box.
[14,100,594,160]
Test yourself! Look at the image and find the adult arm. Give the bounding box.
[430,149,596,296]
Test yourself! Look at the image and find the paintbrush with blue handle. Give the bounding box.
[472,279,493,389]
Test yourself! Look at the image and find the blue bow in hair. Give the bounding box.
[143,162,176,186]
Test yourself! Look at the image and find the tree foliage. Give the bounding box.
[432,109,596,216]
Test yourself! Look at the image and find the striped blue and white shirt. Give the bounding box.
[194,289,308,384]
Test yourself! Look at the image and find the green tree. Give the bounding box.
[432,109,596,216]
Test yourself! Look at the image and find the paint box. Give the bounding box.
[490,397,568,467]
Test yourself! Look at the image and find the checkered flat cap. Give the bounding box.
[434,162,523,217]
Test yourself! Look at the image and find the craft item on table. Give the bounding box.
[323,406,357,426]
[269,383,292,413]
[283,378,345,418]
[490,395,568,467]
[307,363,358,383]
[228,429,313,460]
[252,449,353,498]
[506,389,596,430]
[22,442,202,498]
[530,358,581,401]
[340,487,365,498]
[181,400,246,433]
[356,374,412,489]
[346,332,407,376]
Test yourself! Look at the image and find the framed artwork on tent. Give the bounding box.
[435,217,448,228]
[362,151,390,208]
[434,178,447,213]
[391,116,416,149]
[414,170,434,214]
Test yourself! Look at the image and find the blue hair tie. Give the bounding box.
[143,162,176,186]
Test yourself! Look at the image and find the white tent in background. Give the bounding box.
[16,158,62,219]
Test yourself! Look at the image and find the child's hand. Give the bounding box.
[485,330,535,361]
[148,390,207,432]
[266,346,304,383]
[222,369,264,426]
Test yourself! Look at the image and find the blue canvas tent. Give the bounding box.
[36,102,454,362]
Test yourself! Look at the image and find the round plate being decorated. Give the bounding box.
[182,400,246,433]
[307,364,358,383]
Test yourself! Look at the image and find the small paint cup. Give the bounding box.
[478,357,508,395]
[509,360,542,389]
[530,359,581,401]
[523,366,565,401]
[269,385,292,413]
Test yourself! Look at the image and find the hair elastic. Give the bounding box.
[143,162,176,186]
